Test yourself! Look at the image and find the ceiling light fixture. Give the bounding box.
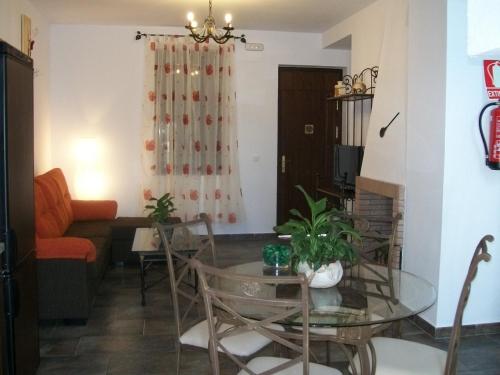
[185,0,246,44]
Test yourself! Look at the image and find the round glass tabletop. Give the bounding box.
[219,261,436,328]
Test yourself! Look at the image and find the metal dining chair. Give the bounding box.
[155,213,282,375]
[192,258,343,375]
[351,234,494,375]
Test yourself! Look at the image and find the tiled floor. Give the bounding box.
[37,239,500,374]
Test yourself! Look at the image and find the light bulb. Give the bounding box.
[191,20,198,28]
[224,13,232,24]
[187,12,194,22]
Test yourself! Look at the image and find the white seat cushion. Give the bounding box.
[351,337,447,375]
[180,319,284,357]
[237,356,342,375]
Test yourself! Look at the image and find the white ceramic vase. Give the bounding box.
[297,261,343,288]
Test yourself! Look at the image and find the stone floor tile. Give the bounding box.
[37,354,109,375]
[39,338,79,357]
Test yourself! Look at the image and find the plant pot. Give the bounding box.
[297,261,343,288]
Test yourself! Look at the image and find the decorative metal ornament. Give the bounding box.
[185,0,246,44]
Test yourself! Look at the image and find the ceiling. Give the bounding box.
[30,0,377,33]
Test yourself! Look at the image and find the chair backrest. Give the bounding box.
[444,234,493,375]
[192,259,310,375]
[155,213,216,342]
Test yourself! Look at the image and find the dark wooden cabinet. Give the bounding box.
[0,41,39,375]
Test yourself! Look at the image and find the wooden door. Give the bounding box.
[277,67,342,224]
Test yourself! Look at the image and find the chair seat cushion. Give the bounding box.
[237,356,342,375]
[351,337,447,375]
[180,319,283,357]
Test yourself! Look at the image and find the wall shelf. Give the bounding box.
[316,66,378,210]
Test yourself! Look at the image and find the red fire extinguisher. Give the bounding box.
[479,101,500,170]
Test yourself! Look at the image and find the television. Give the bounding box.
[333,145,364,190]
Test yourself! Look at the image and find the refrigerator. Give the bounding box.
[0,41,39,374]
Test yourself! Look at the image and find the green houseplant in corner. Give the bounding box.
[145,193,176,224]
[274,185,360,288]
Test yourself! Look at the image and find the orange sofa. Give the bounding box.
[35,168,118,320]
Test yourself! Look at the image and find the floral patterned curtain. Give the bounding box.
[142,36,244,224]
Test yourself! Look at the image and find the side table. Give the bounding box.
[131,228,165,306]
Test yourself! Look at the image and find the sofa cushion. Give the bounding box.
[34,168,74,238]
[71,200,118,221]
[65,220,114,239]
[36,237,96,262]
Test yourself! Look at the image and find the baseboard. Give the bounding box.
[410,315,500,338]
[214,233,277,241]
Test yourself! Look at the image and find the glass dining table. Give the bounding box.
[219,261,437,375]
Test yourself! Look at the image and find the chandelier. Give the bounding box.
[185,0,246,44]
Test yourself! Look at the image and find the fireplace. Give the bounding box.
[354,177,405,268]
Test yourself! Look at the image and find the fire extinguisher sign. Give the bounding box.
[484,60,500,100]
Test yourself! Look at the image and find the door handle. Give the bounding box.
[281,155,286,174]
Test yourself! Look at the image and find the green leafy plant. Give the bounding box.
[274,185,360,271]
[145,193,176,223]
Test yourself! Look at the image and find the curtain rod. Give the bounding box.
[135,31,185,40]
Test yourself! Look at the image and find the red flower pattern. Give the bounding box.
[206,64,213,75]
[145,139,155,151]
[164,113,171,124]
[194,43,200,51]
[182,164,190,175]
[183,64,188,74]
[192,91,200,101]
[164,63,171,74]
[189,190,199,201]
[165,164,172,174]
[205,114,213,126]
[148,91,156,101]
[215,189,222,200]
[150,42,156,51]
[143,189,152,201]
[183,114,189,126]
[216,141,222,151]
[206,164,213,175]
[228,213,237,223]
[194,140,201,152]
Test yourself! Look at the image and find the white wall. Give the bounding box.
[437,0,500,327]
[404,0,448,326]
[322,0,386,75]
[0,0,51,174]
[360,0,408,185]
[467,0,500,57]
[49,25,350,234]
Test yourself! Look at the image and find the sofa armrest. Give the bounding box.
[36,237,96,262]
[71,200,118,221]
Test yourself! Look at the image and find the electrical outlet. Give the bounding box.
[245,43,264,51]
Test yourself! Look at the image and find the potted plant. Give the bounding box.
[274,185,360,288]
[145,193,176,224]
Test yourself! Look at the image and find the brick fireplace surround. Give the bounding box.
[354,176,405,268]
